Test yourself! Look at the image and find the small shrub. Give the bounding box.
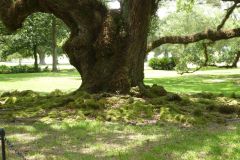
[149,57,176,70]
[0,65,9,74]
[0,65,41,74]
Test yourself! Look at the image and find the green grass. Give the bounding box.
[145,74,240,96]
[0,69,240,160]
[1,120,240,160]
[0,69,239,96]
[0,71,80,92]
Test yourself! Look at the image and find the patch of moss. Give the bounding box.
[194,92,215,99]
[193,109,203,117]
[49,89,65,97]
[218,105,237,114]
[206,104,217,111]
[148,97,165,105]
[5,97,18,104]
[165,93,182,101]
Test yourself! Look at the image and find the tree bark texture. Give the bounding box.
[0,0,156,93]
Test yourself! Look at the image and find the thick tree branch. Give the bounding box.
[0,0,107,33]
[147,0,240,53]
[147,28,240,52]
[0,0,40,31]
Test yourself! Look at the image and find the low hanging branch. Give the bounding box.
[147,0,240,53]
[147,28,240,52]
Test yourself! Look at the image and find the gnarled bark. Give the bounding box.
[0,0,156,93]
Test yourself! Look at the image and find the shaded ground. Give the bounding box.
[1,119,240,160]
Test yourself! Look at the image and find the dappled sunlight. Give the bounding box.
[8,133,44,144]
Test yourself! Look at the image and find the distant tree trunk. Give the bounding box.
[33,45,39,72]
[203,43,209,66]
[18,58,22,66]
[52,16,58,72]
[38,49,46,65]
[164,49,169,58]
[231,51,240,68]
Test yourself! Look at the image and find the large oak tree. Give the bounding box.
[0,0,239,93]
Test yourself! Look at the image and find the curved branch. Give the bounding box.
[147,28,240,52]
[0,0,107,33]
[217,2,238,30]
[0,0,40,31]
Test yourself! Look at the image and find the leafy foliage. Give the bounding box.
[149,57,176,70]
[0,13,70,62]
[149,4,240,72]
[0,65,42,74]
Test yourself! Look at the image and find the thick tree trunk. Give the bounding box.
[52,16,58,72]
[126,1,153,87]
[63,1,154,93]
[33,45,39,72]
[0,0,156,93]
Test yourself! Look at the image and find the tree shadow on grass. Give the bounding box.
[1,119,240,160]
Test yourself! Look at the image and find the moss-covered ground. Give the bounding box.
[0,69,240,160]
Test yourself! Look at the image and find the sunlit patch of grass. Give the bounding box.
[145,74,240,97]
[0,71,80,93]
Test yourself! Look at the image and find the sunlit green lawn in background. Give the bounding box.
[145,74,240,96]
[0,71,81,93]
[0,69,239,96]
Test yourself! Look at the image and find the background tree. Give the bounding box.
[149,1,240,72]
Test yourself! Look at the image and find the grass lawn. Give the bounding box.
[0,71,81,93]
[0,69,240,160]
[145,74,240,96]
[1,120,240,160]
[0,69,239,96]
